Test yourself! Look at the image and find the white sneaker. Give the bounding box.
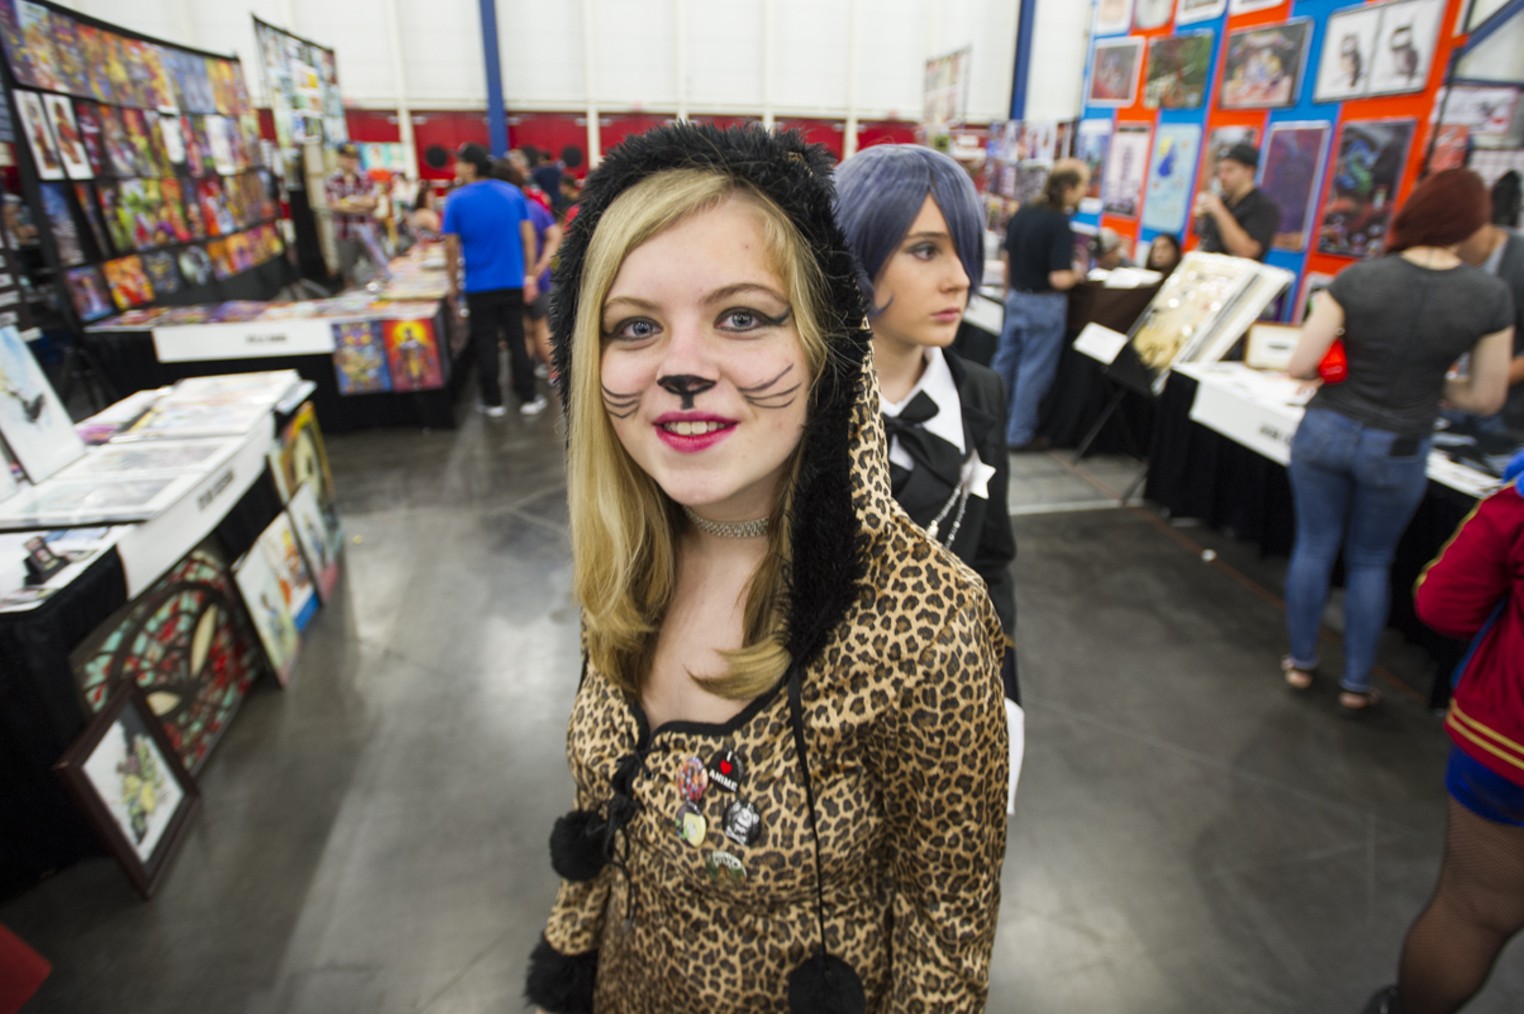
[534,362,550,379]
[477,401,507,418]
[520,395,548,417]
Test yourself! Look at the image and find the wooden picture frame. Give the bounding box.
[54,681,201,898]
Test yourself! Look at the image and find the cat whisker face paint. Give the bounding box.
[738,364,802,410]
[602,384,642,420]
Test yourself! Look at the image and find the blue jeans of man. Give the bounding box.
[1285,407,1432,692]
[991,291,1068,446]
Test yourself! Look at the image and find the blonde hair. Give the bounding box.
[566,168,832,700]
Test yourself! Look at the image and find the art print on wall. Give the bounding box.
[1103,123,1151,218]
[1095,0,1135,35]
[1220,19,1312,110]
[1089,37,1144,107]
[42,94,91,180]
[1438,86,1519,137]
[1258,122,1331,251]
[0,324,85,482]
[1076,119,1114,215]
[1314,3,1384,103]
[15,90,63,181]
[1142,123,1201,235]
[55,682,200,898]
[1144,31,1213,110]
[1133,0,1174,30]
[1175,0,1226,25]
[69,541,265,774]
[1318,118,1415,258]
[1367,0,1446,97]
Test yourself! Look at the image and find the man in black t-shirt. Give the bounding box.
[1193,141,1278,262]
[994,158,1089,450]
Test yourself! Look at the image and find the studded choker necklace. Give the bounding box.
[681,505,769,539]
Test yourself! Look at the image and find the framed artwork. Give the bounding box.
[288,483,343,603]
[0,324,86,482]
[38,184,83,267]
[1220,19,1312,110]
[233,532,301,686]
[1197,126,1260,201]
[54,681,201,898]
[1142,123,1202,234]
[64,266,114,323]
[1317,118,1415,258]
[1258,122,1332,251]
[1103,123,1152,218]
[1095,0,1135,35]
[42,94,91,180]
[1076,119,1113,215]
[1144,31,1214,110]
[277,402,337,508]
[332,321,391,395]
[1314,3,1384,102]
[68,541,265,773]
[15,90,63,181]
[1176,0,1227,25]
[1228,0,1284,11]
[1088,37,1144,107]
[1134,0,1174,30]
[1367,0,1446,97]
[1129,253,1261,372]
[384,319,445,393]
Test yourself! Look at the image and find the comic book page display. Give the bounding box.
[103,255,155,309]
[16,90,63,180]
[1317,119,1415,258]
[383,319,445,392]
[43,93,91,180]
[69,540,266,774]
[0,324,85,481]
[332,321,391,395]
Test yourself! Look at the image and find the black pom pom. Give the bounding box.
[550,809,608,882]
[524,936,598,1013]
[787,952,866,1014]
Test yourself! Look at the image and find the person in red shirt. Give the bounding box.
[1363,450,1524,1014]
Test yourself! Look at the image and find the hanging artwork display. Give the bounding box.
[1366,0,1445,97]
[1220,19,1312,110]
[1314,3,1383,103]
[54,682,201,898]
[1076,119,1113,216]
[0,324,85,481]
[1142,124,1202,234]
[43,93,91,180]
[1144,32,1214,110]
[15,90,63,181]
[1175,0,1226,25]
[1103,124,1151,219]
[1134,0,1174,30]
[1317,118,1415,258]
[1089,38,1145,108]
[383,319,445,393]
[1258,122,1332,252]
[68,540,265,774]
[1095,0,1136,35]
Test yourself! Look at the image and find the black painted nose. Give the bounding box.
[657,374,716,408]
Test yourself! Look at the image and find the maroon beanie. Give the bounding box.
[1388,169,1489,252]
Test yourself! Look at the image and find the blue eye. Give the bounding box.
[719,309,759,331]
[605,318,659,342]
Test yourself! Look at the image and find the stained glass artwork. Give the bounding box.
[70,540,266,775]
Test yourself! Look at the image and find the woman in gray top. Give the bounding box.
[1282,169,1515,713]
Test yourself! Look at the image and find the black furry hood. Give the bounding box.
[550,122,891,672]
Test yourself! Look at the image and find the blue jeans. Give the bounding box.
[991,291,1068,446]
[1285,407,1432,692]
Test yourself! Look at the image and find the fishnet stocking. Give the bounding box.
[1398,797,1524,1013]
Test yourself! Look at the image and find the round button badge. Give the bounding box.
[677,756,709,802]
[707,748,744,793]
[706,850,746,885]
[675,803,707,847]
[722,799,763,846]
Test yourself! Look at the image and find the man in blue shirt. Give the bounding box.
[443,143,544,417]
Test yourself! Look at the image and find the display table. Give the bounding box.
[0,383,329,898]
[1145,363,1496,701]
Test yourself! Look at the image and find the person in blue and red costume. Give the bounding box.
[1363,450,1524,1014]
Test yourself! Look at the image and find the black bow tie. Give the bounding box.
[884,392,963,489]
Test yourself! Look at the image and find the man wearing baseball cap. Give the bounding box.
[444,142,544,417]
[1192,140,1280,262]
[325,143,383,284]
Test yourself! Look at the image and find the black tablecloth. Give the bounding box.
[1145,372,1470,701]
[83,303,465,433]
[0,468,283,899]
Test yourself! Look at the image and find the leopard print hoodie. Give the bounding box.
[528,123,1009,1013]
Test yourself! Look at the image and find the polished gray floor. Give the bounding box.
[4,404,1522,1013]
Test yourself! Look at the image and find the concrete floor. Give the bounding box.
[4,399,1523,1013]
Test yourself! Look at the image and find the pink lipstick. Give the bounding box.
[654,413,737,452]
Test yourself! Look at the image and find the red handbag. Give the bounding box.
[1318,339,1348,384]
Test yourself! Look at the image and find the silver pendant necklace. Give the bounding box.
[682,505,769,539]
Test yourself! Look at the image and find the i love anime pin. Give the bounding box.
[707,748,744,793]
